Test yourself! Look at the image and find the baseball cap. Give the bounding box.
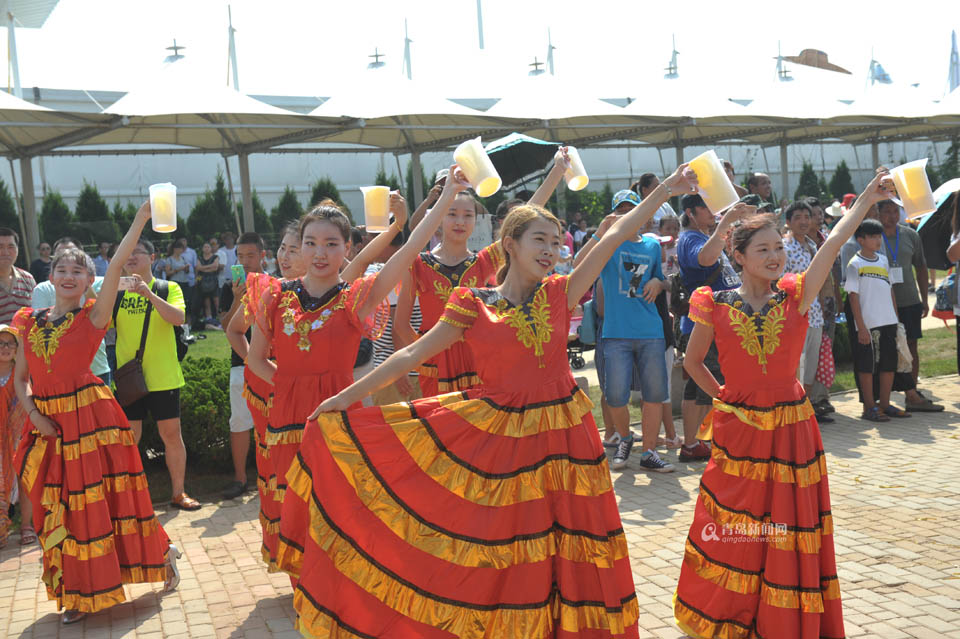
[611,189,641,211]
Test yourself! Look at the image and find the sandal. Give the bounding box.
[861,407,890,422]
[170,493,201,511]
[882,406,912,418]
[164,544,182,592]
[62,610,87,625]
[20,525,37,546]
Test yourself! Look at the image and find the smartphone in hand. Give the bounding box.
[117,276,137,291]
[231,264,246,285]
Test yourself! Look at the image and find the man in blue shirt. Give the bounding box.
[676,193,743,462]
[594,190,674,474]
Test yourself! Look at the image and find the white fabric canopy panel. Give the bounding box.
[0,89,115,156]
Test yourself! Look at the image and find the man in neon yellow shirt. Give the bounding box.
[116,239,199,511]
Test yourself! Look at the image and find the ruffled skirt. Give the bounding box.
[14,378,170,613]
[243,369,278,570]
[262,370,358,572]
[674,382,844,639]
[279,380,639,638]
[417,340,480,397]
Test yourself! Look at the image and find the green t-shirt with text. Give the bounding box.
[115,278,185,391]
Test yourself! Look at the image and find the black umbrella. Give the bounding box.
[485,133,559,191]
[917,181,960,270]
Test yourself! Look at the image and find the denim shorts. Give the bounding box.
[602,337,668,406]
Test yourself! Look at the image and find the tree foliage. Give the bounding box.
[39,191,74,245]
[828,160,856,200]
[74,181,120,244]
[238,190,272,234]
[794,162,821,200]
[374,166,402,192]
[0,179,20,236]
[405,160,431,209]
[270,186,302,232]
[187,172,238,246]
[309,176,352,222]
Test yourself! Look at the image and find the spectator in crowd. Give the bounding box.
[877,199,930,392]
[221,232,266,499]
[263,248,278,276]
[196,242,221,328]
[0,228,36,325]
[631,173,677,225]
[659,215,681,278]
[782,201,832,421]
[94,241,111,277]
[31,237,113,386]
[164,238,193,326]
[846,220,903,421]
[746,172,773,203]
[117,239,199,510]
[217,231,238,302]
[573,218,589,249]
[576,190,675,473]
[347,227,365,261]
[177,236,198,313]
[721,158,749,197]
[676,194,746,462]
[840,198,942,412]
[948,208,960,375]
[0,323,25,547]
[568,210,584,235]
[803,197,841,416]
[29,242,52,283]
[495,198,525,240]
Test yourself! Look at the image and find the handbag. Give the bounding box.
[114,296,154,407]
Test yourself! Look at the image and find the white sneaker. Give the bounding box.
[603,432,622,448]
[164,544,182,592]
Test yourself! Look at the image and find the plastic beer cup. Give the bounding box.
[688,150,739,214]
[453,137,502,198]
[890,159,936,219]
[360,186,391,232]
[148,183,177,233]
[564,147,589,191]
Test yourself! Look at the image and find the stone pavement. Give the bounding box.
[1,376,959,639]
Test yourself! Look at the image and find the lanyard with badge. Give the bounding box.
[883,227,904,284]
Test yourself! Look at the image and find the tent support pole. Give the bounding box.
[8,158,32,264]
[19,157,39,257]
[779,140,789,202]
[222,156,243,234]
[238,152,254,233]
[871,140,879,170]
[410,151,424,207]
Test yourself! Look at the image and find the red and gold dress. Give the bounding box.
[409,245,504,396]
[12,301,171,613]
[674,274,844,639]
[280,274,639,639]
[0,367,27,546]
[244,346,276,567]
[247,275,385,573]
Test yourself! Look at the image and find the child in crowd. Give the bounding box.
[845,219,901,422]
[0,324,26,548]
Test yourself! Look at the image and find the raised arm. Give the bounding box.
[801,169,892,313]
[528,147,570,207]
[341,192,409,282]
[567,165,699,309]
[89,202,151,329]
[309,320,464,418]
[572,213,618,269]
[409,182,443,231]
[948,234,960,263]
[354,166,471,319]
[697,205,746,267]
[393,267,419,350]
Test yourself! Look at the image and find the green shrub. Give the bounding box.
[138,356,233,470]
[270,186,302,231]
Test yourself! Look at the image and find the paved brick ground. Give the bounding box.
[1,376,959,638]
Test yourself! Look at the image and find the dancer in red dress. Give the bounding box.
[396,148,573,397]
[673,170,894,639]
[279,163,701,638]
[246,181,460,576]
[227,221,306,572]
[13,203,180,624]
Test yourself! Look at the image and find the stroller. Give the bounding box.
[567,307,596,371]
